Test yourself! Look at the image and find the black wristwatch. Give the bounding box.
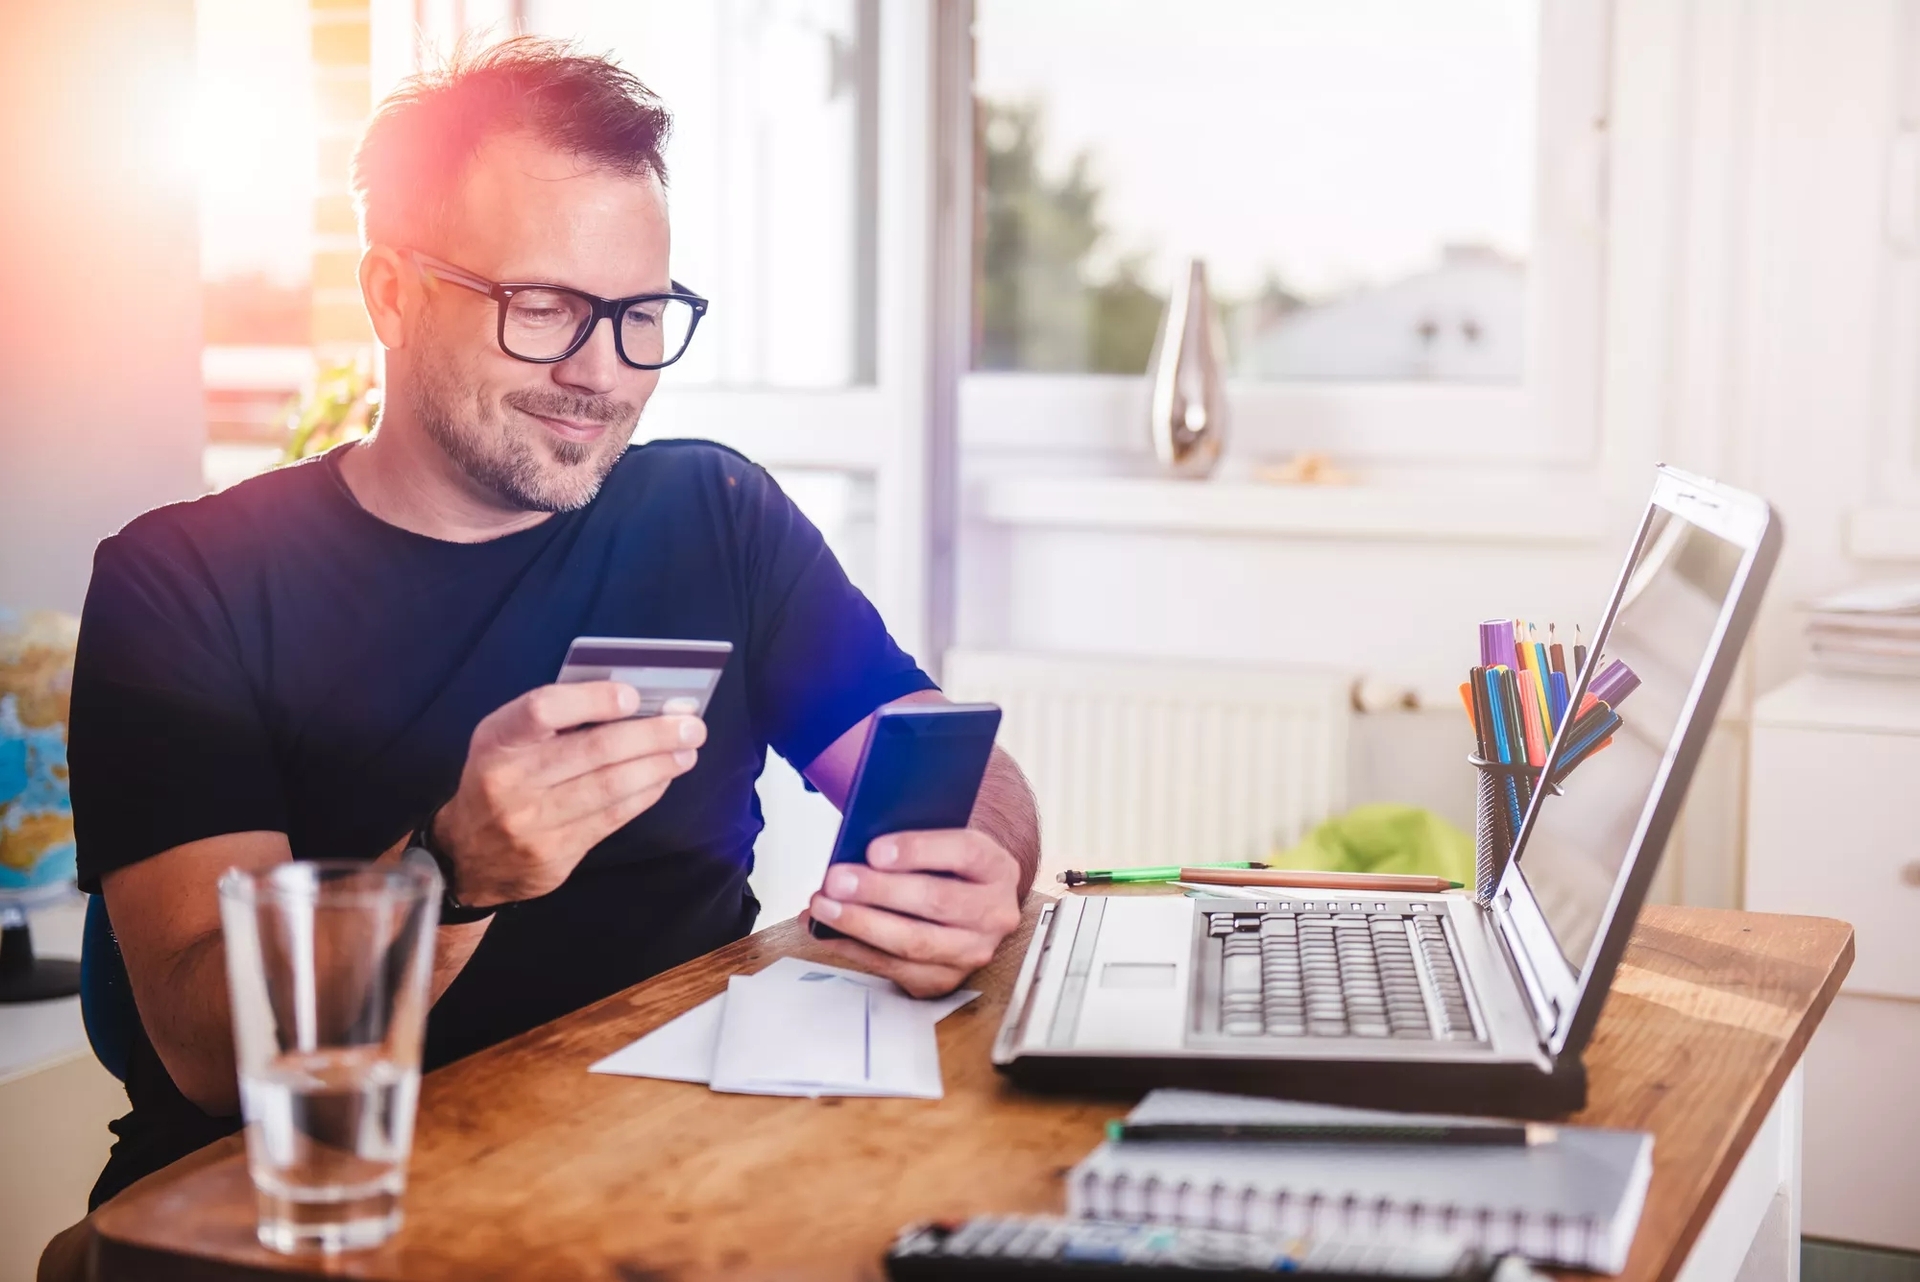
[405,810,499,925]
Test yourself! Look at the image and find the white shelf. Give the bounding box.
[1753,671,1920,735]
[979,475,1608,545]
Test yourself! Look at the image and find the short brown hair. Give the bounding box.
[350,36,672,249]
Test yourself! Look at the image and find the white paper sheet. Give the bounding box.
[859,987,947,1099]
[587,992,725,1083]
[709,972,870,1094]
[588,957,979,1099]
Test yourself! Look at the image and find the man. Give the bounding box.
[67,38,1037,1208]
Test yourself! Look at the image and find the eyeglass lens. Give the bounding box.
[502,289,697,366]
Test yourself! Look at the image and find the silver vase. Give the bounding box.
[1147,257,1228,477]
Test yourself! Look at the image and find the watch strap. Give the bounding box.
[410,812,498,925]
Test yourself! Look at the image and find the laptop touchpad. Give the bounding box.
[1068,898,1191,1051]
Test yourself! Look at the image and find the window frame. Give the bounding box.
[955,0,1615,469]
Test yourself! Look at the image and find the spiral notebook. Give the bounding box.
[1067,1092,1653,1273]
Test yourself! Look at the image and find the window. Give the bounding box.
[195,0,317,490]
[976,0,1536,385]
[961,0,1610,464]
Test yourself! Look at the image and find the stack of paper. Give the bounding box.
[1805,582,1920,677]
[589,957,978,1099]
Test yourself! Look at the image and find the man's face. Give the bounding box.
[401,132,672,513]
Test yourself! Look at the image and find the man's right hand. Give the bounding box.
[432,680,705,907]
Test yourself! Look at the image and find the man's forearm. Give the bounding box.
[147,916,487,1118]
[970,747,1041,900]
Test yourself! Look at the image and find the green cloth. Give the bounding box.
[1271,804,1475,886]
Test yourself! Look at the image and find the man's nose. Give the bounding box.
[552,315,622,394]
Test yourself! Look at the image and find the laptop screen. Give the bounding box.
[1514,504,1747,968]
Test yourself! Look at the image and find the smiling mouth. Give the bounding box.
[525,410,609,443]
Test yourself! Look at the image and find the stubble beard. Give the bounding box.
[410,316,642,514]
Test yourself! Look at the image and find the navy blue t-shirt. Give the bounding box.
[67,439,933,1205]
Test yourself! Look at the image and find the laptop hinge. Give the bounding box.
[1491,895,1559,1046]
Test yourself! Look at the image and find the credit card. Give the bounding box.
[556,637,732,718]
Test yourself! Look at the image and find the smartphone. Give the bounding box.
[809,703,1003,941]
[556,637,732,718]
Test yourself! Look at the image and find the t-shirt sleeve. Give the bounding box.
[69,530,288,891]
[731,463,936,771]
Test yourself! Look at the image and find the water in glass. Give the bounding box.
[241,1045,421,1253]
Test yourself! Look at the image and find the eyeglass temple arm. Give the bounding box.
[409,251,496,298]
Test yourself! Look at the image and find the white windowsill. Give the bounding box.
[979,474,1609,545]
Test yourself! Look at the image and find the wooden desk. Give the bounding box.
[90,900,1852,1282]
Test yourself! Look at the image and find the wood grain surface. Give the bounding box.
[88,899,1852,1282]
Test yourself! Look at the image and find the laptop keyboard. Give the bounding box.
[1206,906,1480,1041]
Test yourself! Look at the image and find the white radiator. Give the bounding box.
[943,651,1352,882]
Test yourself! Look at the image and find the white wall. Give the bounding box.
[956,0,1918,910]
[0,0,206,615]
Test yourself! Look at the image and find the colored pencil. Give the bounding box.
[1505,668,1537,817]
[1178,868,1465,893]
[1518,668,1547,766]
[1483,669,1525,835]
[1497,667,1535,821]
[1470,665,1504,833]
[1552,709,1622,782]
[1527,628,1554,729]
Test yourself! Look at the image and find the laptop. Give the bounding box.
[991,466,1781,1117]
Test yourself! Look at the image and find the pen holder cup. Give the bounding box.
[1467,754,1560,903]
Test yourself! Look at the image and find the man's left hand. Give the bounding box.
[803,829,1024,998]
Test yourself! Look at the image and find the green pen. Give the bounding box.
[1057,861,1268,887]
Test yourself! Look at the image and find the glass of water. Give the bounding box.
[218,860,440,1253]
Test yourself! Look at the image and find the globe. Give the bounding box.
[0,608,81,1003]
[0,609,78,906]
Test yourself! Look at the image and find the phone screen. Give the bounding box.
[809,704,1001,940]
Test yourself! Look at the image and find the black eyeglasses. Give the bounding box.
[407,250,709,370]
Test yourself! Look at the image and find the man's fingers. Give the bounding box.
[524,713,705,786]
[485,681,639,745]
[799,913,969,999]
[808,894,996,974]
[820,863,1006,931]
[866,829,1015,884]
[541,748,693,829]
[553,779,672,857]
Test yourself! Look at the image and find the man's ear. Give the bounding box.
[359,246,412,351]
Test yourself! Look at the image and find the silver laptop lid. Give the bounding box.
[1493,467,1780,1058]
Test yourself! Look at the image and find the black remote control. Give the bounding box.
[884,1216,1507,1280]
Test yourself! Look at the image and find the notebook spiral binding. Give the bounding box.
[1077,1165,1606,1268]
